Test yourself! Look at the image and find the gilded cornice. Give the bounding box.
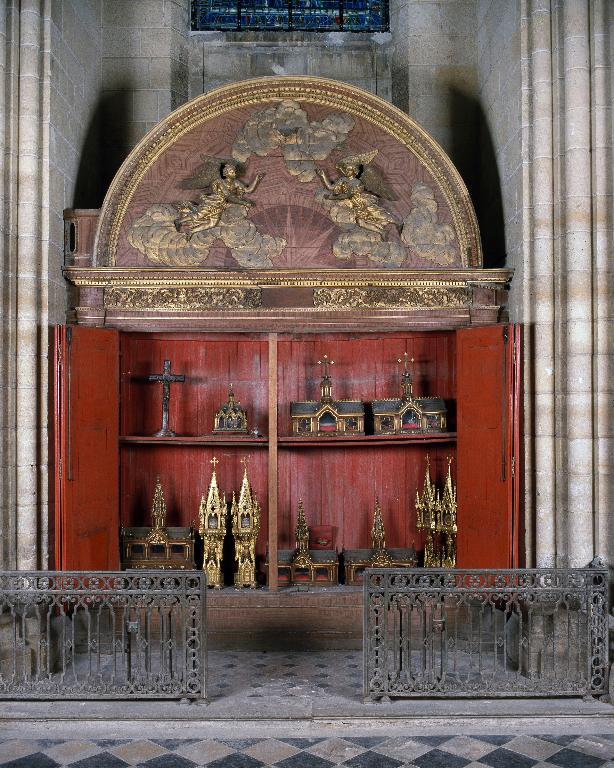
[65,267,512,290]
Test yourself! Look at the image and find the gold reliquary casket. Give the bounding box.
[121,477,195,570]
[291,356,364,437]
[343,498,416,584]
[372,354,447,435]
[267,501,338,586]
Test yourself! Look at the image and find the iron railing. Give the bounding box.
[0,571,206,699]
[364,568,608,700]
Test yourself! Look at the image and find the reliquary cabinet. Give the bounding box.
[53,77,521,584]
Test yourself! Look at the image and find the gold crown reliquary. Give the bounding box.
[213,385,248,433]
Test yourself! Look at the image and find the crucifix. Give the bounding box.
[148,359,185,437]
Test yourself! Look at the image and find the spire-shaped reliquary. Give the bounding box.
[369,497,392,567]
[291,355,364,436]
[232,459,260,587]
[199,457,227,588]
[147,476,169,544]
[373,353,447,434]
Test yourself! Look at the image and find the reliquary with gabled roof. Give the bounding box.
[291,356,364,436]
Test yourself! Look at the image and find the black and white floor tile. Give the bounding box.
[0,734,612,768]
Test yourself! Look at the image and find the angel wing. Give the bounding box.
[340,149,379,168]
[180,156,246,190]
[360,164,397,201]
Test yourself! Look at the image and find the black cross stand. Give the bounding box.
[148,359,185,437]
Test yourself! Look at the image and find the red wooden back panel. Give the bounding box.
[456,324,518,568]
[55,326,120,570]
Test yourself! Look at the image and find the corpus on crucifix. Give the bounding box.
[148,359,185,437]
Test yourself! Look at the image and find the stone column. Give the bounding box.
[521,0,556,566]
[15,0,50,569]
[591,0,613,561]
[0,1,20,569]
[522,0,613,568]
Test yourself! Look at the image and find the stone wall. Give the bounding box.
[188,31,391,101]
[476,1,522,279]
[100,0,189,197]
[390,0,481,248]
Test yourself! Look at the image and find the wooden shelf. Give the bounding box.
[120,435,268,446]
[277,433,457,447]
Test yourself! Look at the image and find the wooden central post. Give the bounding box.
[268,333,278,591]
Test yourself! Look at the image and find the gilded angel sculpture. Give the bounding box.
[314,149,406,266]
[174,156,264,240]
[315,150,400,236]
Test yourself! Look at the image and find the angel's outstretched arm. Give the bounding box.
[315,168,335,191]
[245,172,265,194]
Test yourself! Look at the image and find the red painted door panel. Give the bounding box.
[456,324,520,568]
[54,326,120,570]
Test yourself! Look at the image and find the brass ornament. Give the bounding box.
[147,476,169,545]
[313,286,470,310]
[292,499,313,569]
[232,458,261,588]
[415,455,457,568]
[369,498,393,568]
[198,457,227,589]
[105,286,262,311]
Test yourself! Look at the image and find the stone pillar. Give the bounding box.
[591,0,613,561]
[521,0,556,566]
[521,0,613,567]
[0,1,19,569]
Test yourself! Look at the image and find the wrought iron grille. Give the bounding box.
[364,568,608,699]
[191,0,389,32]
[0,572,206,699]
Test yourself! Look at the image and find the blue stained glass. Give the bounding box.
[191,0,388,31]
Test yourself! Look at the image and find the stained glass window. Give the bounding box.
[191,0,388,32]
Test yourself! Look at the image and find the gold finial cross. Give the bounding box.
[241,456,250,471]
[317,354,334,376]
[398,352,414,372]
[210,457,219,470]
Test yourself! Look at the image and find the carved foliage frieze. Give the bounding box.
[312,286,471,310]
[104,286,262,311]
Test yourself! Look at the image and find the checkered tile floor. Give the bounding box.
[0,734,613,768]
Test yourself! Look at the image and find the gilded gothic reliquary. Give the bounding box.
[213,386,248,434]
[291,356,364,436]
[198,457,227,588]
[343,498,416,584]
[372,353,447,434]
[121,477,195,570]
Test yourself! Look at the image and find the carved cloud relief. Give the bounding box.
[232,100,355,182]
[401,183,457,266]
[128,202,286,269]
[125,100,460,270]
